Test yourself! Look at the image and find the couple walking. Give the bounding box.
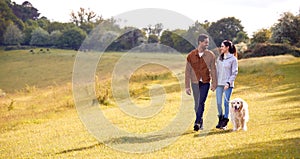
[185,34,238,131]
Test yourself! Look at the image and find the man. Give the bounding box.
[185,34,217,131]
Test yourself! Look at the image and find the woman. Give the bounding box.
[216,40,238,129]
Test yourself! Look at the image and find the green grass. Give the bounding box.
[0,50,299,158]
[0,49,76,92]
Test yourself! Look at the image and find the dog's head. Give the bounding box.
[231,99,244,112]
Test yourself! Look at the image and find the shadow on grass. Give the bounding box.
[280,112,300,121]
[194,129,232,138]
[268,86,300,104]
[56,130,196,154]
[102,130,196,145]
[271,102,300,121]
[286,128,300,133]
[100,129,231,145]
[203,137,300,159]
[56,143,102,154]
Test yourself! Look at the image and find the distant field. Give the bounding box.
[0,49,77,92]
[0,49,299,158]
[0,49,180,92]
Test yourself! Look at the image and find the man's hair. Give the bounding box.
[198,34,209,42]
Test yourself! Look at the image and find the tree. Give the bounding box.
[0,0,24,45]
[49,30,62,47]
[142,23,164,40]
[3,23,23,45]
[207,17,245,45]
[153,23,163,36]
[148,34,159,43]
[160,29,194,53]
[172,32,194,53]
[202,20,211,30]
[70,8,105,34]
[47,22,76,34]
[160,30,174,48]
[25,19,39,27]
[79,22,94,34]
[234,31,249,44]
[10,1,40,21]
[22,19,41,45]
[59,27,87,50]
[80,18,121,51]
[70,8,102,26]
[37,16,50,31]
[81,18,122,51]
[95,31,119,51]
[251,28,271,43]
[184,20,210,47]
[22,25,35,45]
[47,22,65,33]
[30,27,50,46]
[271,12,300,45]
[117,28,144,50]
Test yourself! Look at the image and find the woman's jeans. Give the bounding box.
[192,82,210,124]
[216,86,233,119]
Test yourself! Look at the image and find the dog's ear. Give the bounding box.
[239,101,243,110]
[230,101,234,107]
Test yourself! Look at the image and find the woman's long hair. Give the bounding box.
[220,40,237,61]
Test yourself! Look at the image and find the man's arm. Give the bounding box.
[210,54,217,91]
[185,58,192,95]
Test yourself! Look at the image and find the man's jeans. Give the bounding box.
[192,81,210,124]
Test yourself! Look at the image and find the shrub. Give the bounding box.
[291,48,300,57]
[241,43,300,58]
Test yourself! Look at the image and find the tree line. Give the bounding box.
[1,0,300,55]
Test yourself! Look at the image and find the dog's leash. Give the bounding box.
[223,90,230,103]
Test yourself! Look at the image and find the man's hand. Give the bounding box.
[185,88,191,95]
[210,86,216,92]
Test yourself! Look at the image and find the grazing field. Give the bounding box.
[0,49,299,158]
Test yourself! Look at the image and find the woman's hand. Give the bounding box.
[224,85,229,90]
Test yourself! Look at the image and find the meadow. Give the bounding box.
[0,49,299,158]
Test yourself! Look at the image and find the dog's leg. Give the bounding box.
[232,119,237,131]
[243,124,247,131]
[236,119,241,131]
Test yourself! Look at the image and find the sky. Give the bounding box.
[13,0,300,37]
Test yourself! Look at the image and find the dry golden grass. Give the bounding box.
[0,50,299,158]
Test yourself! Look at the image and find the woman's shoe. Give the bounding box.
[216,115,223,129]
[221,118,229,130]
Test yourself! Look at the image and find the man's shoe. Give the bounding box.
[199,119,204,130]
[194,124,200,131]
[199,123,204,130]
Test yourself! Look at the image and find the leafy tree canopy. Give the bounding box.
[207,17,245,45]
[10,0,40,22]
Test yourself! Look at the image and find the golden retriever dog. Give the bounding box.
[230,98,249,131]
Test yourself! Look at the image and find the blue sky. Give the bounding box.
[13,0,299,36]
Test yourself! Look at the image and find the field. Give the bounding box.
[0,49,299,158]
